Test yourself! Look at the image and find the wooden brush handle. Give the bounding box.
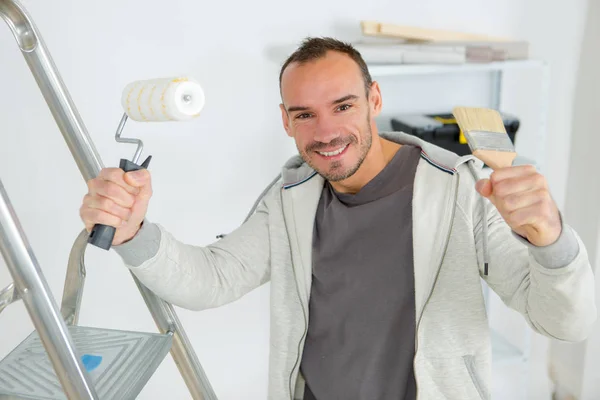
[473,149,517,170]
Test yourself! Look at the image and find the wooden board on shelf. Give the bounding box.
[359,21,529,60]
[360,20,516,42]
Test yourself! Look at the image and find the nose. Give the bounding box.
[313,117,341,143]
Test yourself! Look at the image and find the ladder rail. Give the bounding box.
[60,229,88,325]
[0,0,102,182]
[0,179,99,400]
[132,277,219,400]
[0,282,21,314]
[0,1,218,397]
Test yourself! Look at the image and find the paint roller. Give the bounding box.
[88,77,205,250]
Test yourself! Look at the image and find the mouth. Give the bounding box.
[314,144,349,159]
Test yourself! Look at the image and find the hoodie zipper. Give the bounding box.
[288,281,308,400]
[280,190,309,400]
[413,172,460,398]
[283,162,462,399]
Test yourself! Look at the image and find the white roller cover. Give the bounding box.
[121,77,205,121]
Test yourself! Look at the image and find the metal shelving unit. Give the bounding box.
[368,59,551,171]
[368,59,548,76]
[367,59,551,398]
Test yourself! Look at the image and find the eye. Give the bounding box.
[337,104,352,112]
[295,113,312,120]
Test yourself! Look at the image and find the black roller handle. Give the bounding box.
[87,155,152,250]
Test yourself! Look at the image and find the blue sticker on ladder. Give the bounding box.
[81,354,102,372]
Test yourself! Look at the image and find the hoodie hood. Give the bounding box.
[280,131,484,187]
[244,131,532,275]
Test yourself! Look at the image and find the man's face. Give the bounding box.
[279,51,381,182]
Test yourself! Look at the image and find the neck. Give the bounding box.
[330,137,401,194]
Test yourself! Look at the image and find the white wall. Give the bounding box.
[548,0,600,397]
[0,0,594,398]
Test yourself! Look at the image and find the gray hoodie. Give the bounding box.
[115,131,597,400]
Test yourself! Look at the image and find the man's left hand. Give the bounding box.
[475,164,562,247]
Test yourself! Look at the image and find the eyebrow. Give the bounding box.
[286,94,359,113]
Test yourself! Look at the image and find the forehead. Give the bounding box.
[281,51,364,106]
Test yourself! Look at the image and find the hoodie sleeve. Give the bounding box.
[471,180,597,342]
[510,212,580,269]
[111,189,274,312]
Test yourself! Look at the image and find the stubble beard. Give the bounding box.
[299,116,373,182]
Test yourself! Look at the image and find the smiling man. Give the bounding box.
[279,48,401,194]
[80,37,596,400]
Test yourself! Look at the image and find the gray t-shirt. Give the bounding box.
[301,144,421,400]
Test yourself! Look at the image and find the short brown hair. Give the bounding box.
[279,37,373,97]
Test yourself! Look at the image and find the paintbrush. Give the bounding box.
[452,107,517,170]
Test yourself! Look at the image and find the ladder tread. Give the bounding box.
[0,325,172,399]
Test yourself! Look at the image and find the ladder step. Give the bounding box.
[0,325,172,400]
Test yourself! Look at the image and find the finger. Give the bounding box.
[501,188,550,213]
[97,168,140,195]
[137,181,153,202]
[123,169,151,189]
[80,208,125,230]
[490,164,537,183]
[492,173,547,198]
[83,194,132,222]
[475,179,493,198]
[505,200,550,229]
[124,169,153,201]
[88,181,136,208]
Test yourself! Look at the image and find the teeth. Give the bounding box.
[318,145,347,157]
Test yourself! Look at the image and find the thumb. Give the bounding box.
[124,169,150,187]
[475,179,493,198]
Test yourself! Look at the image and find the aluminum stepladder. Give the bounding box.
[0,1,218,398]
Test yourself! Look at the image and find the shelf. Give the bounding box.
[368,59,547,77]
[267,43,547,78]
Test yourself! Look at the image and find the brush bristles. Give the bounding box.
[452,106,517,169]
[452,107,507,135]
[453,106,514,152]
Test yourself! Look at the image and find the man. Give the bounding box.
[80,37,596,400]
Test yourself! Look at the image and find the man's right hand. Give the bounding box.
[80,168,153,246]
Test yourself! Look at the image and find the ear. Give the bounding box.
[368,81,382,117]
[280,103,293,137]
